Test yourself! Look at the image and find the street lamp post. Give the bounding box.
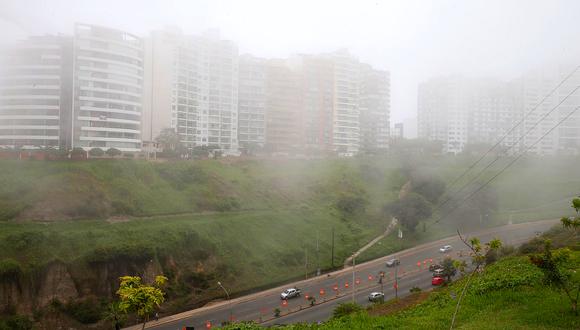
[352,253,356,303]
[217,281,232,322]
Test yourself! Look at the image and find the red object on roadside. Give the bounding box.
[282,300,288,306]
[368,274,373,281]
[206,321,211,329]
[344,282,349,288]
[320,289,325,296]
[305,294,309,300]
[417,261,421,267]
[333,284,338,291]
[432,276,445,286]
[355,278,361,285]
[393,282,398,289]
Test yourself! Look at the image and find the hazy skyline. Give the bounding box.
[1,0,579,123]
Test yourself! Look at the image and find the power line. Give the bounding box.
[436,65,580,203]
[429,104,580,228]
[433,74,580,214]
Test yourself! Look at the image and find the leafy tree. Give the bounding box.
[336,193,368,215]
[385,193,432,232]
[529,240,580,315]
[530,198,580,315]
[561,197,580,234]
[441,257,457,282]
[88,148,104,157]
[106,148,122,157]
[117,275,168,330]
[450,234,502,329]
[332,302,362,318]
[411,176,446,204]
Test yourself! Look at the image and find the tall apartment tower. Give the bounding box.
[264,59,304,153]
[0,35,73,150]
[297,54,335,153]
[418,77,477,154]
[72,24,144,152]
[519,65,580,155]
[359,64,390,152]
[143,28,239,154]
[238,55,266,150]
[418,76,524,154]
[331,50,361,156]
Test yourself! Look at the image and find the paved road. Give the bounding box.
[137,219,556,330]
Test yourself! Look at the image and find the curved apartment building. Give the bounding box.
[73,24,144,152]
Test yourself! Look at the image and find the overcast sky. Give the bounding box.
[1,0,579,123]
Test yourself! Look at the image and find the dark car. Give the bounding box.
[429,264,443,272]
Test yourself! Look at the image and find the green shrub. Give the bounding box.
[63,298,105,324]
[410,286,422,293]
[84,244,154,264]
[471,257,543,294]
[332,302,363,318]
[215,197,241,211]
[88,148,104,157]
[0,315,33,330]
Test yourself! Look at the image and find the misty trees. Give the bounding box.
[117,275,167,330]
[88,148,104,157]
[156,128,184,157]
[385,193,432,232]
[411,176,446,204]
[106,148,122,158]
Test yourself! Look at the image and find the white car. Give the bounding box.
[439,245,452,253]
[280,288,301,300]
[368,292,385,302]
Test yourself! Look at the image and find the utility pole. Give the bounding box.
[351,253,356,303]
[316,230,320,276]
[394,261,399,299]
[331,227,335,268]
[305,246,308,280]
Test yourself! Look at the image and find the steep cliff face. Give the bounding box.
[0,259,157,315]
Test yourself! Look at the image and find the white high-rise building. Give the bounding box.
[143,28,239,154]
[418,76,522,154]
[72,24,144,152]
[519,65,580,155]
[0,35,72,150]
[359,64,390,152]
[331,50,361,156]
[238,55,266,150]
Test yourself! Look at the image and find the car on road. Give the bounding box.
[368,292,385,302]
[386,258,400,267]
[432,276,445,286]
[432,268,445,277]
[439,245,452,253]
[280,288,301,300]
[429,263,443,272]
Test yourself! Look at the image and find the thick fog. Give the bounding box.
[1,0,580,123]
